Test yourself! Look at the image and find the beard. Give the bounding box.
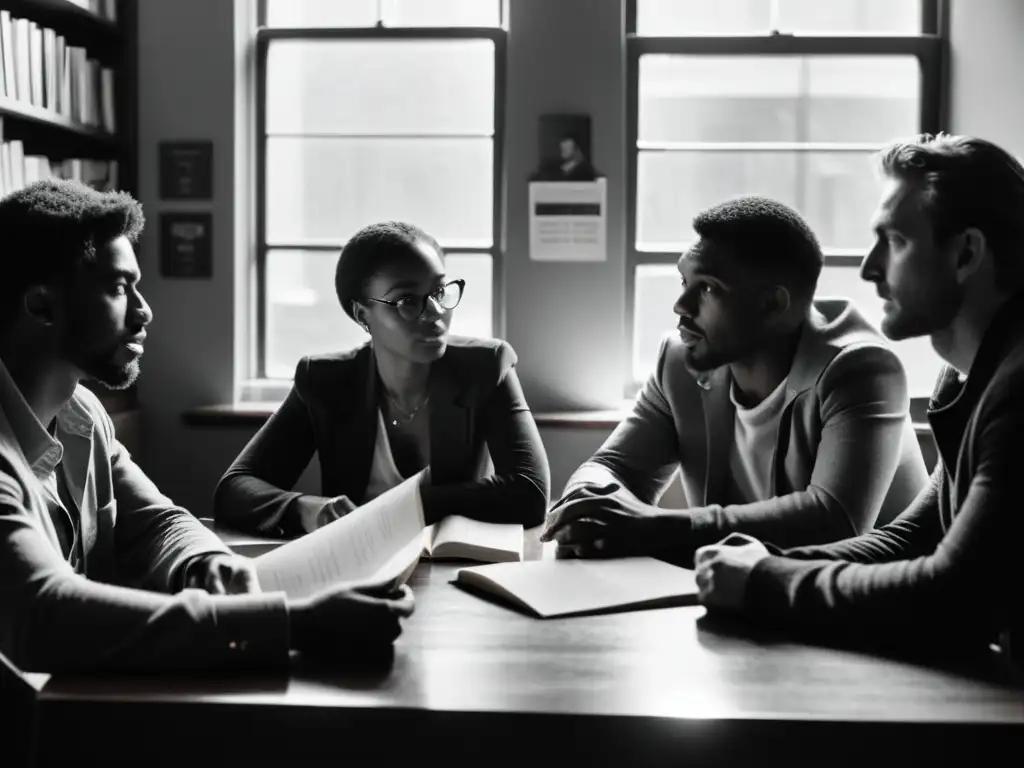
[61,327,142,390]
[681,343,720,372]
[80,355,141,390]
[883,279,965,342]
[681,331,754,374]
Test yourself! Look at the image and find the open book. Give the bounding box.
[453,557,698,618]
[252,473,525,599]
[420,516,523,563]
[254,473,427,599]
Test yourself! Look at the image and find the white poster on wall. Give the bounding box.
[528,178,607,262]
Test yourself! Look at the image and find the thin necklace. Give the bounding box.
[384,390,429,427]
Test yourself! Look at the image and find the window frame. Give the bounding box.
[624,0,949,397]
[252,2,507,382]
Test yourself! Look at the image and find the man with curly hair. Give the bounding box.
[543,195,928,565]
[0,179,413,673]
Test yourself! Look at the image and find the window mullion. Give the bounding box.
[768,0,781,33]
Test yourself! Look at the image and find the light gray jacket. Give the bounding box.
[563,299,929,552]
[0,359,289,673]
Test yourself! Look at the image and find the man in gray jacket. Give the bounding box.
[543,196,928,564]
[0,179,413,673]
[694,134,1024,663]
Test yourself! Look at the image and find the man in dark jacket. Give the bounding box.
[694,133,1024,664]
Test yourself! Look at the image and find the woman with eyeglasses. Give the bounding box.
[214,221,550,539]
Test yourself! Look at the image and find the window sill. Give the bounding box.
[181,403,280,427]
[182,402,933,437]
[180,402,635,429]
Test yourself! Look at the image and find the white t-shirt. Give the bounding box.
[727,377,789,504]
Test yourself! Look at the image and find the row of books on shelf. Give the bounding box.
[66,0,119,22]
[0,140,117,197]
[0,10,116,133]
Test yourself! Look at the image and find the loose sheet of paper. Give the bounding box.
[457,557,697,618]
[255,471,426,599]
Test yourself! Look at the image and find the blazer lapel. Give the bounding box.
[337,345,379,503]
[427,355,470,484]
[782,306,832,406]
[765,306,836,494]
[700,368,734,505]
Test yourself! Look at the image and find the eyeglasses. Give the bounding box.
[366,279,465,322]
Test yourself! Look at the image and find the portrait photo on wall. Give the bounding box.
[530,114,604,182]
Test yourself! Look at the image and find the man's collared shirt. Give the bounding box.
[0,358,86,569]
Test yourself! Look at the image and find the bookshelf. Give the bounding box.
[0,0,139,446]
[0,0,134,189]
[5,0,120,35]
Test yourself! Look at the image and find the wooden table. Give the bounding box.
[11,550,1024,768]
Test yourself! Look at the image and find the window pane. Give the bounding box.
[265,250,494,379]
[637,0,771,35]
[806,57,919,143]
[801,151,882,253]
[640,56,799,143]
[777,0,921,34]
[637,150,796,251]
[266,0,377,28]
[639,55,919,145]
[816,266,944,398]
[636,149,880,252]
[636,0,921,35]
[633,264,680,381]
[266,40,495,136]
[265,249,367,379]
[266,0,501,27]
[266,137,493,247]
[633,263,945,397]
[444,253,493,338]
[382,0,501,27]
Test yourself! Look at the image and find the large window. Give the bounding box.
[627,0,946,399]
[254,0,504,383]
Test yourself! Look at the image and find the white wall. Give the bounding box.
[947,0,1024,158]
[135,0,243,515]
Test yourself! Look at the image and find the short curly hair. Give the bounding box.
[334,221,443,322]
[691,196,823,303]
[0,179,145,327]
[878,132,1024,286]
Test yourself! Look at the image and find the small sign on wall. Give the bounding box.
[160,213,213,279]
[528,178,607,262]
[159,140,213,200]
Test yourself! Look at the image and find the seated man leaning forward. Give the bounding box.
[694,134,1024,662]
[0,180,413,673]
[543,196,928,564]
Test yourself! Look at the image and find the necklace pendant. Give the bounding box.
[391,419,399,427]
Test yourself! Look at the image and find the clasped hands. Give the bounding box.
[540,482,685,559]
[540,484,771,611]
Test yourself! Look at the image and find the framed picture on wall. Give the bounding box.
[530,114,604,182]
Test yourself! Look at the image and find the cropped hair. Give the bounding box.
[0,179,144,328]
[691,196,823,302]
[335,221,443,322]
